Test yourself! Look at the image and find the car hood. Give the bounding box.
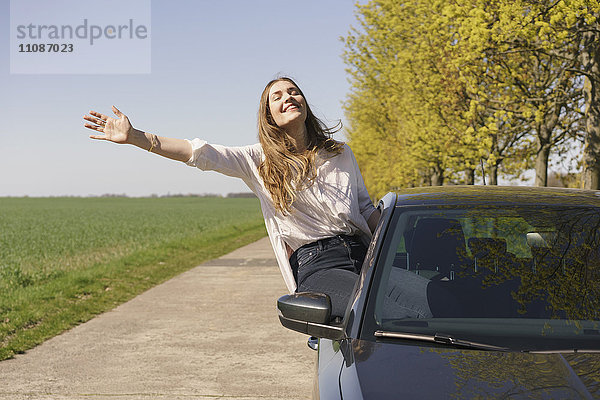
[340,340,600,399]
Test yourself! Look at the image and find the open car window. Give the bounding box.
[367,205,600,352]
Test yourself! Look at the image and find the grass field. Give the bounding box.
[0,197,266,360]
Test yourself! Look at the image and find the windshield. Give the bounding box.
[367,205,600,351]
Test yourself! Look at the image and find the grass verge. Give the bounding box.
[0,198,266,361]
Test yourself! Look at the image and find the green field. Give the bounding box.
[0,197,266,360]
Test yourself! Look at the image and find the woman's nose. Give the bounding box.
[283,93,296,104]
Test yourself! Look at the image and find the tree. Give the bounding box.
[343,0,596,192]
[444,0,585,186]
[344,0,491,197]
[575,4,600,188]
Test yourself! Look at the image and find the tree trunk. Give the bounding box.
[466,168,475,185]
[488,164,498,185]
[431,166,444,186]
[534,77,564,187]
[535,140,551,187]
[581,24,600,190]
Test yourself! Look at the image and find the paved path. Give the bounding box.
[0,237,314,400]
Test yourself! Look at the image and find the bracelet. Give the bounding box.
[148,134,158,153]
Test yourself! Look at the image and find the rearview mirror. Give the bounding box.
[277,292,345,341]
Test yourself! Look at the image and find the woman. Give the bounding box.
[83,77,380,318]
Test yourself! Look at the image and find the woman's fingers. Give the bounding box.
[89,134,108,140]
[89,110,109,120]
[85,119,108,140]
[111,105,123,118]
[84,107,129,143]
[84,122,104,131]
[83,115,106,126]
[84,111,109,127]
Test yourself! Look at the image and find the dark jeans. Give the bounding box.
[289,235,367,318]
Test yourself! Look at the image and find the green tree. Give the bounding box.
[568,1,600,189]
[438,0,585,186]
[344,0,490,197]
[344,0,596,192]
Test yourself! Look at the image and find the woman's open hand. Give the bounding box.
[83,106,193,162]
[84,106,132,144]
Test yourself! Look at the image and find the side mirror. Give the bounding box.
[277,292,345,341]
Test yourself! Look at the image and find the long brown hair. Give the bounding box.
[257,77,344,214]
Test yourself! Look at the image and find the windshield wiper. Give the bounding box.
[526,349,600,354]
[374,330,508,352]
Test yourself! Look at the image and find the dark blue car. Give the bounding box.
[278,186,600,399]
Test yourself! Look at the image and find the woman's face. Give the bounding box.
[267,80,307,130]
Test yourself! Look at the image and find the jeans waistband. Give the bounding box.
[289,234,367,285]
[296,234,362,253]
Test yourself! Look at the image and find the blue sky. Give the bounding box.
[1,0,362,196]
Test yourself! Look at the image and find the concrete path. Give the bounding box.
[0,237,315,400]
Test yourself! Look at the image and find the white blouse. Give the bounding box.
[185,139,376,293]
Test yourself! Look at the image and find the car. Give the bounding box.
[277,185,600,399]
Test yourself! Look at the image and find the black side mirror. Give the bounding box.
[277,292,345,340]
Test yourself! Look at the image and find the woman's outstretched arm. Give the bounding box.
[83,106,192,163]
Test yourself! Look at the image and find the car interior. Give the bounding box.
[379,208,600,322]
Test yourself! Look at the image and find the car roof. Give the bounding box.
[391,185,600,207]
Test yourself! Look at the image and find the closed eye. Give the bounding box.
[270,91,282,102]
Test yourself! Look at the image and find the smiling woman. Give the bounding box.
[83,76,380,318]
[257,78,345,214]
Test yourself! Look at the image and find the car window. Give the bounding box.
[367,205,600,351]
